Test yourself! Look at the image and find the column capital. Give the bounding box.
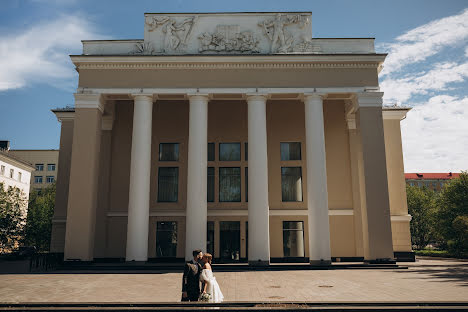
[130,94,155,101]
[74,93,105,113]
[187,93,210,101]
[246,93,269,102]
[101,115,115,131]
[356,92,384,107]
[303,93,326,101]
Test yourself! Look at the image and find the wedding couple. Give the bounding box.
[181,249,224,303]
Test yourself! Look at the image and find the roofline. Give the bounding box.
[143,11,313,14]
[0,151,36,171]
[9,149,59,151]
[81,38,376,43]
[71,53,387,58]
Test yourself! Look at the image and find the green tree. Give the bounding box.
[0,183,27,253]
[435,172,468,256]
[406,184,436,250]
[23,184,55,251]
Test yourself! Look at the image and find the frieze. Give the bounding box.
[258,13,311,53]
[144,15,196,53]
[198,25,260,53]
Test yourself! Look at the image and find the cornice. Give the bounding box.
[71,54,386,70]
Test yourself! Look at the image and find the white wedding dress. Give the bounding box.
[200,269,224,303]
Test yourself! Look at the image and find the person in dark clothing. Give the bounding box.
[181,249,203,301]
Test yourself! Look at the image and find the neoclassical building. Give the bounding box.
[51,12,413,265]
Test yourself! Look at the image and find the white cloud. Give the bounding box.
[381,61,468,104]
[380,8,468,76]
[401,95,468,172]
[0,14,104,91]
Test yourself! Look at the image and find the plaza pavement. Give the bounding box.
[0,258,467,303]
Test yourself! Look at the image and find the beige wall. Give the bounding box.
[78,68,379,89]
[383,118,412,252]
[9,150,59,191]
[50,119,74,252]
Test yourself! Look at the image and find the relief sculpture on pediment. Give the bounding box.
[145,15,196,53]
[258,13,310,53]
[198,25,260,53]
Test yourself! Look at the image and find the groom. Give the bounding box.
[181,249,203,301]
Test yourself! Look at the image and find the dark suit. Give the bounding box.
[181,259,202,301]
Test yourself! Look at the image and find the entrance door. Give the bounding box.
[220,221,240,262]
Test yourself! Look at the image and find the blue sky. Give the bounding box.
[0,0,467,172]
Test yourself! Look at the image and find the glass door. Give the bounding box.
[220,221,240,262]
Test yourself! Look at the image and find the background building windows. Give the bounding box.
[219,167,241,202]
[283,221,305,257]
[219,143,241,161]
[36,164,44,171]
[159,143,179,161]
[0,165,5,175]
[281,167,303,202]
[208,143,215,161]
[46,176,55,183]
[157,167,179,202]
[47,164,56,171]
[18,172,22,182]
[156,221,177,257]
[207,221,214,256]
[34,176,43,183]
[9,169,14,178]
[280,142,302,160]
[207,167,215,202]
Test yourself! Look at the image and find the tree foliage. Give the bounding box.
[435,172,468,256]
[406,184,436,249]
[23,184,55,251]
[0,183,27,252]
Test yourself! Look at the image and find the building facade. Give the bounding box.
[8,149,59,193]
[51,12,413,264]
[405,173,460,192]
[0,150,35,201]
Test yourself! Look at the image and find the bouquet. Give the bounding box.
[199,292,212,302]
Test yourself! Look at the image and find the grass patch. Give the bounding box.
[415,249,467,259]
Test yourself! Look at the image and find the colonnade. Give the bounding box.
[63,91,394,265]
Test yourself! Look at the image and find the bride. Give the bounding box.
[200,253,224,303]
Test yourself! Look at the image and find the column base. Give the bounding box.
[364,258,396,264]
[125,260,147,265]
[248,260,270,267]
[310,259,332,266]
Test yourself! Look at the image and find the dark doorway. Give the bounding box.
[220,221,240,262]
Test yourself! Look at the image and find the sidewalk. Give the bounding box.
[0,258,466,303]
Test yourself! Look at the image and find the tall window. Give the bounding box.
[46,176,55,183]
[158,167,179,202]
[219,167,241,202]
[283,221,305,257]
[207,221,214,256]
[18,172,22,182]
[281,167,303,202]
[281,142,301,160]
[36,164,44,171]
[0,165,5,175]
[47,164,56,171]
[34,176,43,183]
[245,167,248,202]
[208,143,215,161]
[159,143,179,161]
[207,167,215,202]
[219,143,241,161]
[9,169,14,178]
[156,221,177,257]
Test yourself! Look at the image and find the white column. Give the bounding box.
[185,94,209,261]
[304,94,331,265]
[126,94,153,262]
[247,94,270,266]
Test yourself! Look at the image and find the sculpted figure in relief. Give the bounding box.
[259,13,310,53]
[198,25,259,53]
[145,16,196,53]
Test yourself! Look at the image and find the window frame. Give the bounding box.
[157,167,179,203]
